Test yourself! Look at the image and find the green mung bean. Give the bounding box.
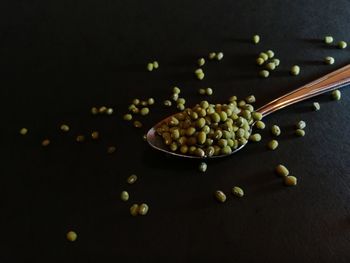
[20,128,28,135]
[265,62,276,71]
[252,34,260,44]
[338,41,347,49]
[256,57,264,65]
[138,203,149,215]
[198,162,207,172]
[331,89,341,100]
[249,133,261,142]
[123,114,133,121]
[66,231,77,242]
[198,58,205,66]
[296,120,306,129]
[275,164,289,177]
[284,176,297,186]
[295,129,305,137]
[133,120,143,128]
[267,139,278,150]
[140,107,150,116]
[232,186,244,197]
[127,174,137,184]
[324,56,335,65]
[130,204,139,216]
[290,65,300,76]
[255,120,265,129]
[324,36,333,44]
[208,52,216,59]
[216,52,224,60]
[312,102,320,111]
[266,50,274,59]
[147,63,153,71]
[121,191,129,201]
[214,190,226,203]
[259,70,269,78]
[153,61,159,69]
[271,125,281,136]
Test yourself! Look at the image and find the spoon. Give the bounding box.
[147,64,350,158]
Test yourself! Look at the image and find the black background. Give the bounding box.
[2,0,350,262]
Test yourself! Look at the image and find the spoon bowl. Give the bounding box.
[147,64,350,158]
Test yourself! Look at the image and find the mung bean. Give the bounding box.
[275,164,289,177]
[232,186,244,197]
[214,190,226,203]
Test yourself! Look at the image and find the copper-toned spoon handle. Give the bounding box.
[257,64,350,117]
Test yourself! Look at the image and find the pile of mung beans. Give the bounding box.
[155,96,263,157]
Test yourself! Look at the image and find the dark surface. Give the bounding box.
[2,0,350,262]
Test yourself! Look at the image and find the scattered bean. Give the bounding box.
[232,186,244,197]
[198,162,207,172]
[130,204,139,216]
[267,139,278,150]
[252,34,260,44]
[42,139,50,146]
[324,36,333,44]
[138,203,149,215]
[127,174,137,184]
[255,120,265,129]
[338,41,347,49]
[290,65,300,76]
[271,125,281,136]
[214,190,227,203]
[284,176,297,186]
[313,102,320,111]
[331,89,341,100]
[66,231,77,242]
[324,56,335,65]
[275,164,289,177]
[259,70,269,78]
[295,129,305,137]
[20,128,28,135]
[121,191,129,201]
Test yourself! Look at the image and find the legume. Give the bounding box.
[267,139,278,150]
[153,61,159,69]
[140,107,150,116]
[313,102,320,111]
[130,204,139,216]
[290,65,300,76]
[123,114,133,121]
[255,120,265,129]
[271,58,280,67]
[91,131,99,139]
[138,203,149,215]
[214,190,226,203]
[60,124,70,132]
[42,139,50,146]
[147,63,153,71]
[295,129,305,137]
[206,88,213,95]
[256,57,264,65]
[331,89,341,100]
[259,52,268,61]
[324,56,335,65]
[324,36,333,44]
[133,120,143,128]
[266,50,274,59]
[127,174,137,184]
[66,231,77,242]
[198,58,205,66]
[284,176,297,186]
[259,70,269,78]
[271,125,281,136]
[121,191,129,201]
[266,62,276,71]
[296,120,306,129]
[338,41,347,49]
[252,35,260,44]
[198,162,207,172]
[232,186,244,197]
[208,52,216,59]
[275,164,289,177]
[20,128,28,135]
[216,52,224,60]
[249,133,261,142]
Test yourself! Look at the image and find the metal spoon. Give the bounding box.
[147,64,350,158]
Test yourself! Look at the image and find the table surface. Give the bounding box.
[2,0,350,262]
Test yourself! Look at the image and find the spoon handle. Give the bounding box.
[257,64,350,117]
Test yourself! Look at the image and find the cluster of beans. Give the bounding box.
[147,61,159,71]
[91,106,114,115]
[123,98,155,128]
[193,52,223,80]
[163,87,186,110]
[256,50,280,78]
[120,174,150,216]
[324,35,347,49]
[156,96,262,157]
